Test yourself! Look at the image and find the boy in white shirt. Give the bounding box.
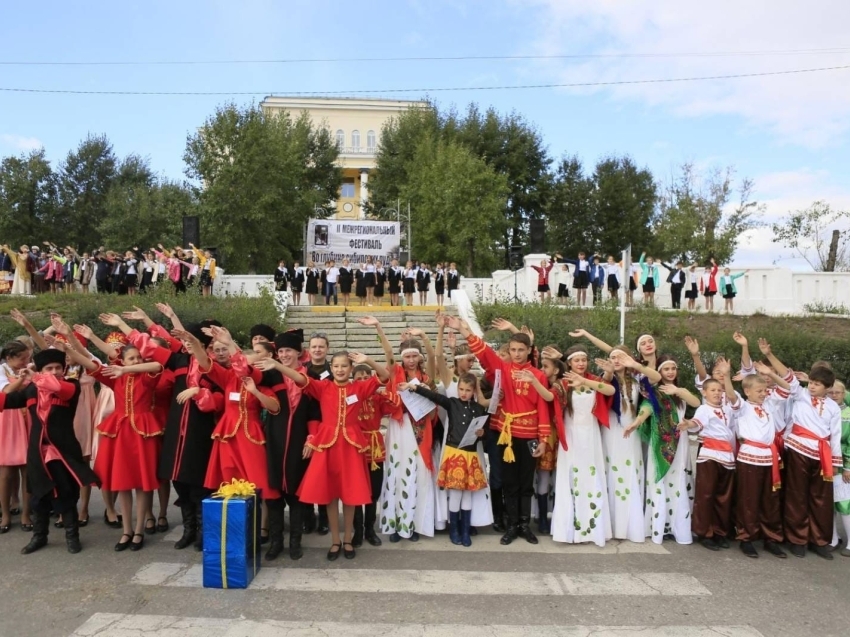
[758,340,842,559]
[682,363,737,551]
[725,365,789,558]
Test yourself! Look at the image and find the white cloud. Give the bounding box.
[515,0,850,148]
[0,134,43,152]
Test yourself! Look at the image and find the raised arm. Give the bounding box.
[435,314,452,389]
[754,361,791,391]
[684,336,709,383]
[407,383,451,410]
[358,316,394,366]
[732,332,752,371]
[121,306,155,330]
[156,303,185,332]
[405,328,436,381]
[253,357,308,386]
[516,369,554,401]
[569,328,613,354]
[757,338,788,378]
[9,309,49,351]
[74,324,119,362]
[613,349,661,385]
[349,352,389,383]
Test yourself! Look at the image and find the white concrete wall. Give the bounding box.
[213,257,850,316]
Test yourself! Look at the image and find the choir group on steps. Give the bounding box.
[0,305,848,563]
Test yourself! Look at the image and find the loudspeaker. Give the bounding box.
[399,251,409,264]
[182,215,200,247]
[509,246,524,270]
[529,219,545,254]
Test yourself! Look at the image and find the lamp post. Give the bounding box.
[380,199,411,261]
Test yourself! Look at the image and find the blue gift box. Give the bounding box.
[202,495,260,589]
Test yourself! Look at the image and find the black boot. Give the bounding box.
[352,506,364,548]
[303,504,316,534]
[64,509,82,554]
[193,506,204,552]
[317,505,329,535]
[500,493,519,545]
[491,487,505,533]
[21,511,49,555]
[536,493,550,534]
[518,516,539,545]
[174,504,197,550]
[364,503,382,546]
[289,500,304,560]
[265,500,285,561]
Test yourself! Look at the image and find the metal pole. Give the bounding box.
[620,244,630,344]
[407,202,411,259]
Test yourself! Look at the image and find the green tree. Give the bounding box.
[56,134,118,249]
[398,138,509,276]
[184,103,341,273]
[0,148,57,247]
[653,163,763,265]
[546,156,594,256]
[772,200,850,271]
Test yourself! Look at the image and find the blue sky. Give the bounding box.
[2,0,849,269]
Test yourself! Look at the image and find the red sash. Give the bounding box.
[742,439,782,490]
[791,424,834,480]
[701,438,733,453]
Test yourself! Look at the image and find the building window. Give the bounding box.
[367,130,376,151]
[351,130,360,150]
[341,178,356,198]
[335,130,344,148]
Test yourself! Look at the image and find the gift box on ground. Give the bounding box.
[202,483,260,589]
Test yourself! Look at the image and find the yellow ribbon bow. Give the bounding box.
[212,478,258,588]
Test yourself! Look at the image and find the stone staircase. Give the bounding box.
[284,305,458,360]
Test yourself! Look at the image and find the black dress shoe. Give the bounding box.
[20,522,33,532]
[365,529,382,546]
[763,540,786,558]
[789,543,806,558]
[408,531,420,542]
[518,520,538,545]
[0,524,11,534]
[343,542,356,559]
[129,533,145,551]
[265,541,283,561]
[812,544,834,560]
[156,516,169,533]
[103,511,122,529]
[114,533,133,552]
[740,541,759,558]
[317,523,329,536]
[327,543,341,561]
[144,518,157,535]
[715,536,730,549]
[388,532,401,543]
[9,507,21,516]
[701,537,720,551]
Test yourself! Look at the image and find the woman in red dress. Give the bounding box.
[60,328,164,552]
[258,351,389,561]
[173,326,280,501]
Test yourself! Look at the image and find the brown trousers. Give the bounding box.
[692,459,735,539]
[734,462,783,542]
[783,449,834,547]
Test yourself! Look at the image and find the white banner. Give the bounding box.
[306,218,401,264]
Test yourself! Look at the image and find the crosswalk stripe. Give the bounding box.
[131,563,709,596]
[71,613,765,637]
[160,526,669,554]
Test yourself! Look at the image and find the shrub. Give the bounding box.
[472,302,850,387]
[0,287,281,349]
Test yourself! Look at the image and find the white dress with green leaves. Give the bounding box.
[552,389,612,547]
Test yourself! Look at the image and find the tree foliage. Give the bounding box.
[547,155,656,258]
[369,101,551,266]
[653,163,763,265]
[398,137,509,276]
[184,102,341,273]
[0,148,58,249]
[771,200,850,271]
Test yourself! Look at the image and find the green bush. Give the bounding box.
[472,302,850,387]
[0,287,281,349]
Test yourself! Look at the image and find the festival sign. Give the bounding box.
[306,218,401,263]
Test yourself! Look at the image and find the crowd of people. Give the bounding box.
[1,303,848,564]
[531,252,749,312]
[275,258,460,307]
[0,243,217,297]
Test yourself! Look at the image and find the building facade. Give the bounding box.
[260,96,428,220]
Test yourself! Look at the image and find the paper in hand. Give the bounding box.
[399,387,436,422]
[458,415,489,448]
[487,369,502,415]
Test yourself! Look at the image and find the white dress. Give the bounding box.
[552,389,612,547]
[381,410,436,538]
[644,401,694,544]
[601,379,646,543]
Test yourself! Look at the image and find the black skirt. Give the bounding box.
[365,272,376,287]
[200,270,212,288]
[435,280,445,295]
[573,270,589,289]
[374,273,385,297]
[124,273,138,288]
[537,284,550,293]
[557,283,569,298]
[642,279,655,293]
[388,273,401,295]
[305,273,319,294]
[628,276,637,291]
[403,278,416,294]
[355,273,367,297]
[685,283,698,299]
[722,284,735,299]
[607,274,620,291]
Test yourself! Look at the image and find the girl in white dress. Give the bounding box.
[625,355,700,544]
[596,346,660,543]
[548,345,615,547]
